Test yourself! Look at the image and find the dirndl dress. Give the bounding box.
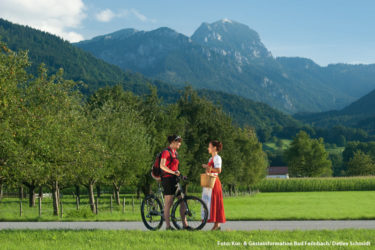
[201,155,226,223]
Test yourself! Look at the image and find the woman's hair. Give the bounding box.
[210,140,223,152]
[167,135,182,143]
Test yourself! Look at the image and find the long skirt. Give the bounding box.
[201,177,226,223]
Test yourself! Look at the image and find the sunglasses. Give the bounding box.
[174,135,182,141]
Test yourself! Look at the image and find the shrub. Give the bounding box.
[66,206,95,218]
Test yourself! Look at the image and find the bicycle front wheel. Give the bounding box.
[171,195,208,230]
[141,194,163,230]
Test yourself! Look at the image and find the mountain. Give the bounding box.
[0,18,301,131]
[197,88,301,128]
[75,19,375,113]
[191,19,273,63]
[277,57,375,103]
[295,88,375,134]
[341,88,375,116]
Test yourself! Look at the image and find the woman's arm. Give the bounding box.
[203,163,222,173]
[209,167,222,174]
[160,158,179,176]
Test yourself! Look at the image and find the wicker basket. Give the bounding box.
[200,173,217,188]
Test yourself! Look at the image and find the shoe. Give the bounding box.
[166,226,175,230]
[183,225,193,231]
[211,226,221,231]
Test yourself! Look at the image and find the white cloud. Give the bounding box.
[95,8,155,23]
[130,9,147,22]
[0,0,86,42]
[131,9,156,23]
[95,9,115,22]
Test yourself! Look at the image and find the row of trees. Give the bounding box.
[342,142,375,176]
[270,124,375,146]
[0,43,268,215]
[284,131,375,177]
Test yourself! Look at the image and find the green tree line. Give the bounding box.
[283,131,375,178]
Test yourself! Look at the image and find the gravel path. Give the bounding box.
[1,220,375,231]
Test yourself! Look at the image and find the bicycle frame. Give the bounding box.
[174,177,192,217]
[154,176,190,218]
[142,175,207,230]
[156,182,164,205]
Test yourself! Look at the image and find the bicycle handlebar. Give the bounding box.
[176,175,188,181]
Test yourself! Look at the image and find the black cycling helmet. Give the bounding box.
[168,135,182,143]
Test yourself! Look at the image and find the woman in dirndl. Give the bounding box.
[201,140,226,230]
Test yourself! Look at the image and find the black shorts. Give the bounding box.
[161,176,177,196]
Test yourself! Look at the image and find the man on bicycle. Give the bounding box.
[159,135,191,230]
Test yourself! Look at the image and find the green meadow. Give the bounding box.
[1,191,374,221]
[0,229,373,250]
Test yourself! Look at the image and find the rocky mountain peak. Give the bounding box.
[191,19,272,63]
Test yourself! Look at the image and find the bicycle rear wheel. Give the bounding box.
[171,195,208,230]
[141,194,163,230]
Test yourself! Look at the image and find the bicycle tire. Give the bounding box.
[141,194,164,230]
[171,195,208,230]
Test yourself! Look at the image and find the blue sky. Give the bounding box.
[1,0,374,66]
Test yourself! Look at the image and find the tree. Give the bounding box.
[285,131,332,177]
[105,103,151,204]
[72,113,106,213]
[257,127,272,143]
[330,153,344,176]
[347,151,375,176]
[14,65,84,215]
[235,128,268,189]
[134,86,176,196]
[343,142,375,163]
[86,86,151,206]
[0,42,29,200]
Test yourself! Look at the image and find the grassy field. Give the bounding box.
[263,139,291,152]
[1,191,374,221]
[325,146,345,154]
[0,229,373,249]
[263,139,344,154]
[250,176,375,192]
[0,193,142,221]
[225,191,375,220]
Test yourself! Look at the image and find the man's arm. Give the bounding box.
[160,158,179,175]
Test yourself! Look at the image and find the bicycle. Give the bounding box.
[141,175,208,230]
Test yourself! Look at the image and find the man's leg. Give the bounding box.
[164,195,174,228]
